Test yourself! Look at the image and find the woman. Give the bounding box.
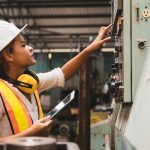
[0,20,111,141]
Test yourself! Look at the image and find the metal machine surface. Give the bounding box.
[114,0,150,149]
[0,137,80,150]
[4,137,57,150]
[91,100,120,150]
[124,0,150,149]
[91,0,150,149]
[91,0,124,149]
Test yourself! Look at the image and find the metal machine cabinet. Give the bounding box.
[91,120,111,150]
[115,128,136,150]
[93,0,150,149]
[91,100,120,150]
[124,0,150,149]
[91,0,150,149]
[131,0,150,101]
[116,0,150,149]
[123,0,131,102]
[122,0,150,102]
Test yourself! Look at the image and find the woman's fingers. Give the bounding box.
[39,116,51,123]
[100,37,112,44]
[44,119,53,126]
[39,117,47,123]
[100,24,112,33]
[106,24,113,30]
[43,120,53,136]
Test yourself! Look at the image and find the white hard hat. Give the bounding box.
[0,20,27,52]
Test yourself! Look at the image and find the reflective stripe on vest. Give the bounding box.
[0,79,43,134]
[34,90,44,119]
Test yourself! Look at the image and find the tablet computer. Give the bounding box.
[46,90,75,119]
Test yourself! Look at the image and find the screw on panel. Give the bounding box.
[137,40,147,49]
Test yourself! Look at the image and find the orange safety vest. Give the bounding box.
[0,79,44,134]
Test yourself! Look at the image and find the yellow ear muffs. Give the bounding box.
[17,70,39,94]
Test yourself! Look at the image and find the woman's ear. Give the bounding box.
[3,50,14,62]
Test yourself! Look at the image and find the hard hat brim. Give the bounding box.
[20,24,28,33]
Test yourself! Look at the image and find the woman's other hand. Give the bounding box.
[0,116,53,142]
[29,116,53,136]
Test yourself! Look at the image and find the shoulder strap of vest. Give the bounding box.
[0,79,33,134]
[34,90,44,119]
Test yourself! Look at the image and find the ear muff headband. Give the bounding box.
[24,70,39,83]
[17,70,39,94]
[8,78,33,88]
[0,70,39,94]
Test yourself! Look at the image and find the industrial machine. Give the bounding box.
[1,0,150,149]
[91,0,150,149]
[0,137,79,150]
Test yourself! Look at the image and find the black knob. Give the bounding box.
[110,78,116,87]
[115,45,122,52]
[112,64,115,68]
[115,46,120,51]
[112,68,117,74]
[115,81,122,87]
[114,51,119,57]
[115,62,119,68]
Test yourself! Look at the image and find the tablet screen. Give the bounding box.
[46,90,75,119]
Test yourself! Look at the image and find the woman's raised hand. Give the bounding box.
[87,24,112,52]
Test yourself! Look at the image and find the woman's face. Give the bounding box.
[10,34,36,68]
